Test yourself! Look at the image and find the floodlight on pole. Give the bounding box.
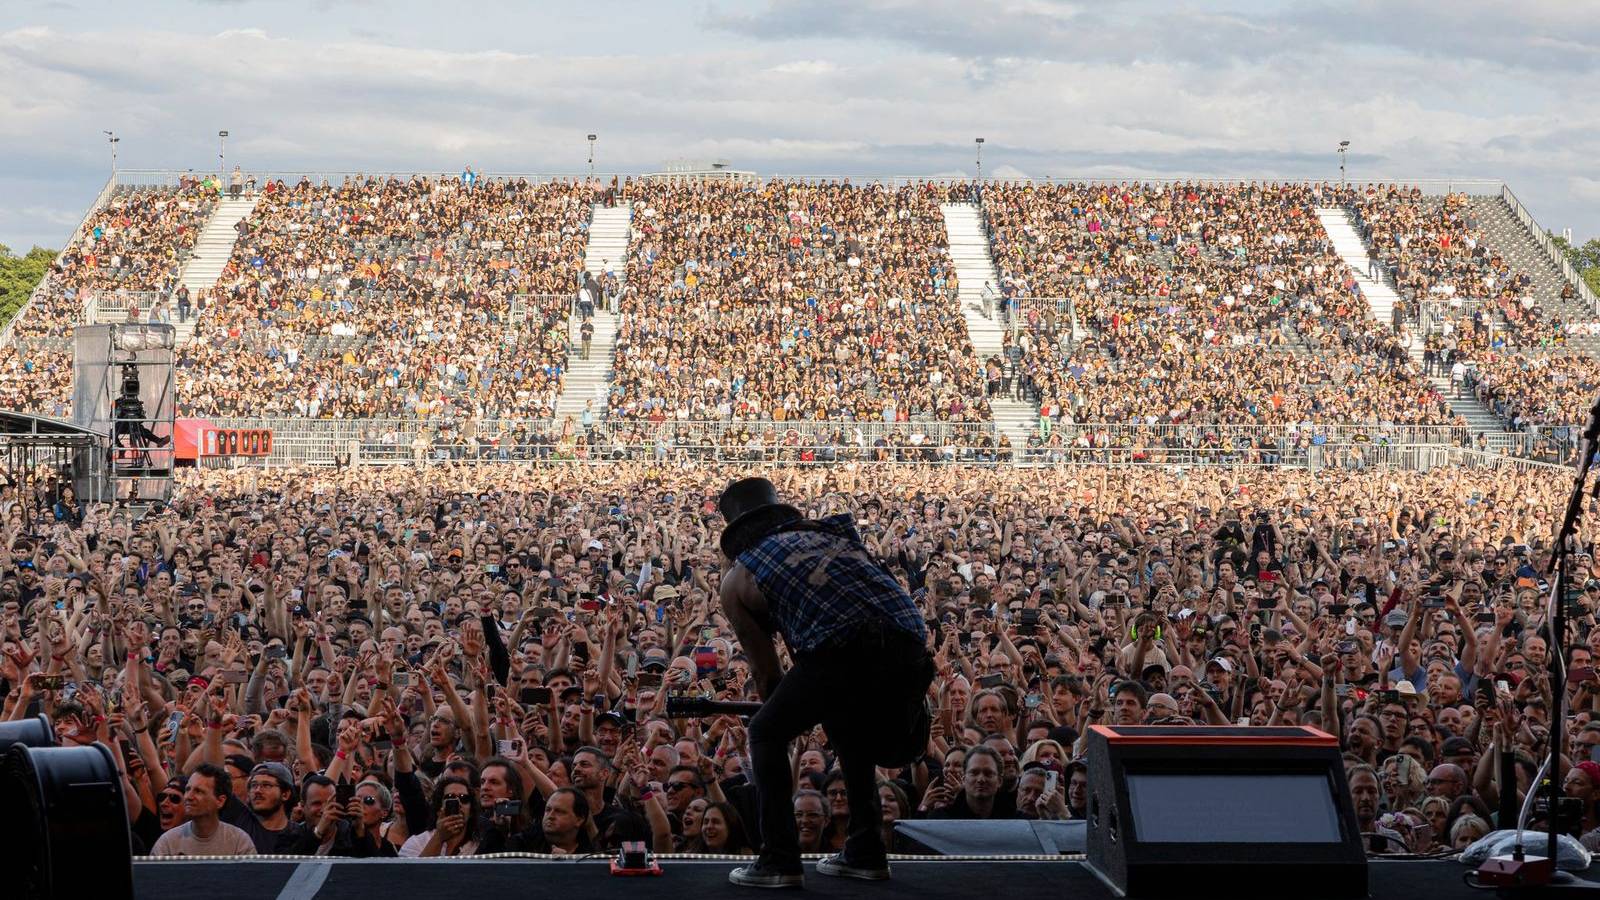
[587,134,597,182]
[975,137,985,182]
[103,131,119,177]
[218,130,229,181]
[1338,140,1350,188]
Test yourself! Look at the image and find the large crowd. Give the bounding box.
[1466,353,1600,432]
[612,179,986,423]
[3,176,1595,439]
[980,181,1462,431]
[1353,185,1596,436]
[174,176,591,419]
[6,461,1600,862]
[1355,188,1561,352]
[0,179,217,417]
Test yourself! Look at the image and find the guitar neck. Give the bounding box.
[666,698,765,718]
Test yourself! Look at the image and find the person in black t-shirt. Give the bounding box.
[217,761,312,853]
[923,747,1018,820]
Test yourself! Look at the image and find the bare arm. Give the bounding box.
[1396,598,1421,678]
[720,563,784,699]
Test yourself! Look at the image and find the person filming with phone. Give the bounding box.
[715,477,934,888]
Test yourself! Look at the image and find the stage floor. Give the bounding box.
[130,854,1596,900]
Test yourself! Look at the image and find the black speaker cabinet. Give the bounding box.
[0,714,55,753]
[1,742,133,900]
[1083,725,1367,898]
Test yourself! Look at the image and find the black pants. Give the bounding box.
[747,628,928,871]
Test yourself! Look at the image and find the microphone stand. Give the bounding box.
[1481,400,1600,890]
[1541,396,1600,870]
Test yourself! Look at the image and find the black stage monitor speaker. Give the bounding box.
[1083,725,1366,898]
[0,713,56,752]
[0,742,134,900]
[894,819,1086,855]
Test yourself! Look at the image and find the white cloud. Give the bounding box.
[769,60,836,75]
[0,7,1596,250]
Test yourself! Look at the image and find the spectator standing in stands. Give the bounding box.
[578,274,598,322]
[229,166,245,199]
[581,318,594,361]
[176,285,192,324]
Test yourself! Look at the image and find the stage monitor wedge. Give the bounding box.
[1083,725,1367,898]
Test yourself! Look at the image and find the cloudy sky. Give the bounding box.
[2,0,1597,253]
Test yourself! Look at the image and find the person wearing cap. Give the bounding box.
[653,583,681,610]
[221,760,312,854]
[1439,736,1478,773]
[1206,656,1235,694]
[1563,760,1600,842]
[716,477,932,888]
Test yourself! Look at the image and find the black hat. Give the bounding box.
[717,477,802,559]
[718,477,788,525]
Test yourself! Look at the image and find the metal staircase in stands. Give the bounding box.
[554,203,630,419]
[1315,206,1513,447]
[171,194,258,344]
[940,201,1037,457]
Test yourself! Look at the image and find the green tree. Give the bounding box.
[1549,232,1600,297]
[0,243,59,328]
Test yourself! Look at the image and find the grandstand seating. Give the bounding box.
[175,175,590,418]
[1351,184,1599,434]
[0,173,1591,440]
[980,181,1458,429]
[0,181,215,417]
[611,178,987,422]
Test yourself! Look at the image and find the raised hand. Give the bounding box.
[461,625,485,661]
[336,718,365,755]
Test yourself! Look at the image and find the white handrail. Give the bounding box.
[0,172,120,348]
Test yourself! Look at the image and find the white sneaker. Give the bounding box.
[816,852,891,881]
[729,863,804,889]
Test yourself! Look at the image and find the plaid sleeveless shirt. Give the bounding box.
[736,514,926,654]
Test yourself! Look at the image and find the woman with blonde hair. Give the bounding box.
[1417,796,1451,853]
[1450,814,1491,849]
[1020,739,1067,771]
[1380,752,1426,812]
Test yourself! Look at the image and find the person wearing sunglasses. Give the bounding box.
[352,780,399,857]
[155,776,188,834]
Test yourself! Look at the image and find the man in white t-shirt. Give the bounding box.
[150,764,258,857]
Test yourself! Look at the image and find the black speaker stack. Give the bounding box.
[0,715,133,900]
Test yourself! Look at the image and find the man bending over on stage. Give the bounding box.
[717,477,933,888]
